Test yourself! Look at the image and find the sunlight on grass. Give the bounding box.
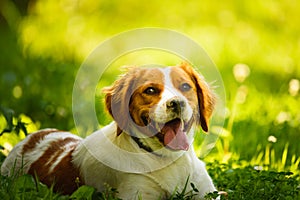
[1,0,300,198]
[0,114,39,156]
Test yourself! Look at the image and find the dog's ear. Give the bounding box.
[102,69,136,136]
[178,62,216,132]
[103,86,121,134]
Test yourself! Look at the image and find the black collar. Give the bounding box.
[131,136,154,153]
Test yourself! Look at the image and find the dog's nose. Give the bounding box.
[166,98,185,111]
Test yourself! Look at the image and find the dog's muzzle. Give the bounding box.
[166,97,186,114]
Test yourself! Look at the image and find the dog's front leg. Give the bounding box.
[116,174,167,200]
[190,159,219,199]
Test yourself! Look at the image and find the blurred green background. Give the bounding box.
[0,0,299,172]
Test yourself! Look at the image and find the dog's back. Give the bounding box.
[1,129,82,194]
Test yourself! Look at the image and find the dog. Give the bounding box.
[1,62,218,199]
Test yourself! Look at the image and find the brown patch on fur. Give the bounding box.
[169,65,199,116]
[103,67,164,135]
[174,62,216,132]
[28,137,82,195]
[22,129,60,154]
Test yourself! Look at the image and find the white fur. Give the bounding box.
[71,67,217,199]
[152,67,194,124]
[72,122,217,200]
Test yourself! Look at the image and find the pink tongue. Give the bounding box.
[162,120,190,151]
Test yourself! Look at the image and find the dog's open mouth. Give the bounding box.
[160,118,190,151]
[142,116,192,151]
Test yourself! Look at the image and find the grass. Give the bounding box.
[206,161,300,200]
[1,114,298,199]
[1,1,300,198]
[0,169,68,200]
[0,159,299,200]
[1,70,300,199]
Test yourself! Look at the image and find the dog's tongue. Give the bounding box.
[162,119,189,151]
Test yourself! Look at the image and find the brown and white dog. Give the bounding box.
[1,63,218,199]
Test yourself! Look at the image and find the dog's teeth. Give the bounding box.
[181,119,184,131]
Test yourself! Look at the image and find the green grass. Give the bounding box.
[1,0,300,199]
[206,161,300,200]
[0,172,68,200]
[0,159,299,200]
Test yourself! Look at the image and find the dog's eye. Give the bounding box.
[144,87,158,95]
[180,83,192,92]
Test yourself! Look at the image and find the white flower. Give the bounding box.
[289,79,299,96]
[233,63,250,83]
[276,111,291,124]
[254,166,263,171]
[268,135,277,143]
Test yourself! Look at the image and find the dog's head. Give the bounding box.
[103,63,215,152]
